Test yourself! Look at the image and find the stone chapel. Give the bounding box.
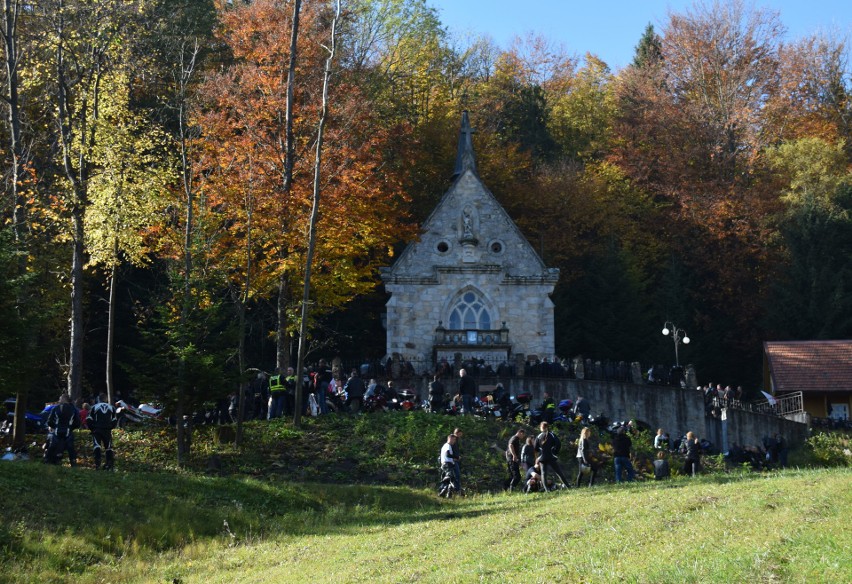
[381,112,559,368]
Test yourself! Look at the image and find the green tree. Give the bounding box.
[632,23,662,69]
[31,0,140,400]
[764,138,852,338]
[549,54,616,161]
[85,71,171,404]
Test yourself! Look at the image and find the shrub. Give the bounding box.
[806,431,852,467]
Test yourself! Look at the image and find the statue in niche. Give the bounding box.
[462,208,475,239]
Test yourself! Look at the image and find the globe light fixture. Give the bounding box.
[662,321,690,367]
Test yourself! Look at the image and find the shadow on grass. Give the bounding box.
[0,459,495,561]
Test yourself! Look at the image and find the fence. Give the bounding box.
[316,356,684,386]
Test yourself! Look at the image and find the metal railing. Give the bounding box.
[745,391,803,417]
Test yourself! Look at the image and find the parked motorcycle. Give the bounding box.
[1,398,48,436]
[115,400,164,427]
[364,393,400,413]
[398,389,418,411]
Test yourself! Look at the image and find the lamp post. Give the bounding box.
[662,321,690,367]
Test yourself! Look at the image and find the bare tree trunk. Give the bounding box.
[3,0,29,446]
[276,0,301,378]
[175,39,199,467]
[2,0,25,241]
[67,199,85,401]
[235,160,254,448]
[294,0,340,428]
[105,258,118,404]
[281,0,301,417]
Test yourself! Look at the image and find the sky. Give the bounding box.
[427,0,852,70]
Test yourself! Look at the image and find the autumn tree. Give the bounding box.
[84,72,171,404]
[661,0,783,184]
[199,0,412,377]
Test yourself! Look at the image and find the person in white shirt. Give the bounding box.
[438,434,458,496]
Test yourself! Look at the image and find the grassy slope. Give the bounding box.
[1,414,850,583]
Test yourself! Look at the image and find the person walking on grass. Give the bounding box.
[534,422,569,491]
[438,434,458,496]
[451,428,464,494]
[575,427,598,487]
[506,428,526,491]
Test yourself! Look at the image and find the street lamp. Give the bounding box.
[662,321,690,367]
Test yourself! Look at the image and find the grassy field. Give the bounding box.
[1,415,850,583]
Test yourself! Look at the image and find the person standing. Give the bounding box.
[534,421,569,490]
[45,394,81,466]
[428,373,445,412]
[88,393,116,470]
[268,371,287,419]
[682,431,701,477]
[775,433,788,468]
[283,366,297,417]
[654,428,669,450]
[611,427,636,483]
[654,451,671,480]
[314,360,333,415]
[506,428,526,491]
[457,368,476,415]
[540,392,555,423]
[574,395,591,421]
[343,369,365,414]
[521,436,536,474]
[452,427,463,494]
[575,427,598,487]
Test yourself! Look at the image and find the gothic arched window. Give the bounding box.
[448,291,492,330]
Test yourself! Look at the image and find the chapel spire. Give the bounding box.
[452,110,478,178]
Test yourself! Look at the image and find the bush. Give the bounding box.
[806,431,852,467]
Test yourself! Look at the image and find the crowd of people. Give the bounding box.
[700,383,745,418]
[441,417,712,496]
[33,361,789,487]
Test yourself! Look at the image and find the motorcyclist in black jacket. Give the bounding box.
[45,393,81,466]
[88,393,116,470]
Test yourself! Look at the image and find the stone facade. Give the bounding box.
[381,112,559,368]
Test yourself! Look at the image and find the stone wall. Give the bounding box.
[413,375,808,449]
[706,408,809,453]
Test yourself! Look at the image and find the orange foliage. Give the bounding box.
[197,0,413,320]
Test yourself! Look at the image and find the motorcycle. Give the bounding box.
[506,392,532,422]
[398,389,418,411]
[115,400,164,427]
[1,398,48,436]
[363,393,389,413]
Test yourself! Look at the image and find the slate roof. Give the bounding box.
[764,340,852,393]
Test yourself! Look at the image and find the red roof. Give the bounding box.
[764,340,852,394]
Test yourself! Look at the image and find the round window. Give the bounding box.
[490,241,503,254]
[437,241,449,253]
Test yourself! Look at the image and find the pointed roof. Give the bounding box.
[383,111,558,282]
[452,110,477,178]
[764,340,852,393]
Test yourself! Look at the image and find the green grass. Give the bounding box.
[1,414,850,583]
